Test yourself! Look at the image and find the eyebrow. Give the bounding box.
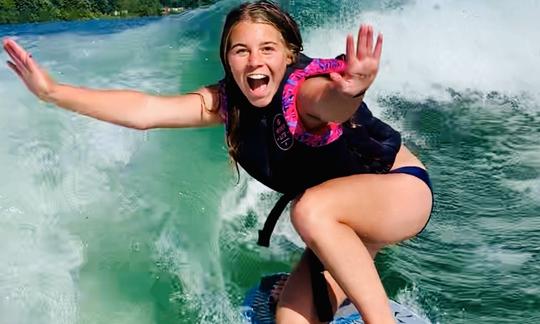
[230,41,279,50]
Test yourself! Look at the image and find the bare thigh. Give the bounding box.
[276,171,432,323]
[292,172,433,245]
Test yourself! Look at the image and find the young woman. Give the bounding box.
[3,1,433,323]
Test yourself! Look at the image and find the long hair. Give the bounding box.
[219,1,303,167]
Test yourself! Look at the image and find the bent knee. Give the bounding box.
[290,189,335,246]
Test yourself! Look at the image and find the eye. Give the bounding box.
[234,48,248,56]
[261,46,275,54]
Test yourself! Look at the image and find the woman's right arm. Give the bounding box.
[3,38,223,130]
[45,84,223,130]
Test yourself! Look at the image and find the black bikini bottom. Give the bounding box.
[389,166,434,235]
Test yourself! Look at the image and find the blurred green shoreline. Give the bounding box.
[0,0,218,25]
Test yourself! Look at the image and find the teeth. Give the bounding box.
[247,74,267,80]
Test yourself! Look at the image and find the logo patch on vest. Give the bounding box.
[273,114,293,151]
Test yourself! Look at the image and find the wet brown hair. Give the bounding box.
[219,1,303,168]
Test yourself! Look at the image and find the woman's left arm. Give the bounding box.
[297,24,383,129]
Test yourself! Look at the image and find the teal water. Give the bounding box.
[1,0,539,323]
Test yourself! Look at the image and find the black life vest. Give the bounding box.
[220,53,401,224]
[220,53,401,321]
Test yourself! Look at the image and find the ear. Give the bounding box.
[286,51,293,65]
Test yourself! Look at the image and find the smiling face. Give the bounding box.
[226,21,292,107]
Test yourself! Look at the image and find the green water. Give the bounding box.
[0,1,539,323]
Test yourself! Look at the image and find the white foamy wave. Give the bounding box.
[0,20,159,324]
[0,197,83,324]
[219,173,273,222]
[304,0,540,105]
[219,170,305,251]
[504,178,540,203]
[501,142,540,202]
[154,227,243,323]
[394,284,434,324]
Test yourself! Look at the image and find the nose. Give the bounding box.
[248,51,263,67]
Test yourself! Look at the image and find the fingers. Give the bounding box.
[6,50,28,74]
[5,38,28,58]
[7,38,40,71]
[25,52,39,72]
[3,38,31,74]
[6,60,23,79]
[329,72,345,87]
[355,24,382,59]
[373,33,383,60]
[356,25,366,59]
[345,34,355,64]
[2,38,11,49]
[366,26,373,53]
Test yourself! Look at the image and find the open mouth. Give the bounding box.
[247,74,270,94]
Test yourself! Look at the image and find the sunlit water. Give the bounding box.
[0,1,539,323]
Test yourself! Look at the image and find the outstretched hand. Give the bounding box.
[3,38,57,101]
[329,24,383,98]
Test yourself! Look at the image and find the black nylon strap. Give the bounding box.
[257,192,298,247]
[307,249,334,322]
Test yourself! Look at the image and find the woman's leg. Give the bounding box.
[275,250,343,324]
[286,172,432,324]
[275,244,385,324]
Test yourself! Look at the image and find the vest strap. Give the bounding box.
[257,192,298,247]
[307,249,334,322]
